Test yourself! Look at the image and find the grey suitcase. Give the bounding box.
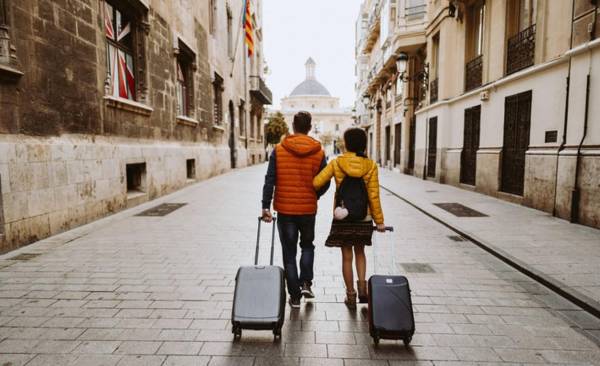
[231,217,285,340]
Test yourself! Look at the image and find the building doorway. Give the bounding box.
[501,91,531,195]
[229,100,236,169]
[385,125,391,166]
[427,117,438,178]
[460,105,481,185]
[394,123,401,167]
[408,116,416,172]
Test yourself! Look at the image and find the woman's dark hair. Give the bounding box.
[344,128,367,157]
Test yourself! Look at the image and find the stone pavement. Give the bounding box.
[0,164,598,365]
[379,171,600,318]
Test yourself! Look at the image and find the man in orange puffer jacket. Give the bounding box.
[261,111,330,308]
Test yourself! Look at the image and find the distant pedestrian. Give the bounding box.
[313,128,386,308]
[261,111,330,309]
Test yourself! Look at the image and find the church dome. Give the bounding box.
[289,58,331,97]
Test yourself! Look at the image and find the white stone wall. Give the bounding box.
[0,135,230,252]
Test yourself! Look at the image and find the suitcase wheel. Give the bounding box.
[403,336,412,346]
[273,327,282,338]
[372,334,380,346]
[232,326,242,340]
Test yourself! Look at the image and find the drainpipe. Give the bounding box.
[570,4,597,223]
[552,0,575,217]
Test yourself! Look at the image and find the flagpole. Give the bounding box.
[230,0,247,77]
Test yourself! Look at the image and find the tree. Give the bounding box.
[265,112,289,145]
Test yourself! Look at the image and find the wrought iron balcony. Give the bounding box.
[249,76,272,105]
[465,54,483,92]
[429,78,438,104]
[506,24,536,75]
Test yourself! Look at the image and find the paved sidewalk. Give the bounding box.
[380,171,600,318]
[0,164,598,365]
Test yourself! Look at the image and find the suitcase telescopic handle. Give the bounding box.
[372,226,394,232]
[373,226,394,275]
[255,216,277,266]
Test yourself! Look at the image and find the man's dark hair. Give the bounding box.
[293,111,312,134]
[344,128,367,157]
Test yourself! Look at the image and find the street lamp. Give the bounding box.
[396,52,429,87]
[395,52,408,75]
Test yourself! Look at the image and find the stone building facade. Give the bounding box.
[0,0,272,252]
[281,58,354,156]
[357,0,600,229]
[356,0,427,170]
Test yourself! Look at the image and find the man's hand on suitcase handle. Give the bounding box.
[261,209,273,223]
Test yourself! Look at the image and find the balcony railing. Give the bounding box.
[405,4,426,19]
[429,78,438,104]
[249,76,272,105]
[465,54,483,92]
[506,24,536,75]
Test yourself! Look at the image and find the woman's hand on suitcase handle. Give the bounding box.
[374,224,394,232]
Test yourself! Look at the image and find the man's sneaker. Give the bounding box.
[301,282,315,299]
[289,297,301,309]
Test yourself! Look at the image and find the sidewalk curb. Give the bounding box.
[381,185,600,321]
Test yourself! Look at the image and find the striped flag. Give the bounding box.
[243,0,254,57]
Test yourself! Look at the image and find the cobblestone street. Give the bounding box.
[0,164,599,366]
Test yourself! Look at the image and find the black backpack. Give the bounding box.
[335,163,369,221]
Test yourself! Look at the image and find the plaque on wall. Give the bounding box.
[545,130,558,143]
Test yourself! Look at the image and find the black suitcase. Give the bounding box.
[367,228,415,346]
[231,217,285,340]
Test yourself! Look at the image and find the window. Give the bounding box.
[209,0,216,35]
[104,1,137,100]
[126,163,146,193]
[335,124,340,132]
[239,100,245,136]
[465,1,485,91]
[176,40,195,117]
[186,159,196,180]
[227,7,233,58]
[507,0,536,36]
[466,1,485,59]
[0,0,10,65]
[506,0,537,75]
[213,73,224,124]
[431,33,440,79]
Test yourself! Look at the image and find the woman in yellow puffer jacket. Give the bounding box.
[313,128,386,308]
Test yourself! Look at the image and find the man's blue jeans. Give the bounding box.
[277,214,315,300]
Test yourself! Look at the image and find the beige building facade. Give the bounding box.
[0,0,271,252]
[356,0,428,171]
[357,0,600,229]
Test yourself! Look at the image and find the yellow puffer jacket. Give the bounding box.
[313,152,384,225]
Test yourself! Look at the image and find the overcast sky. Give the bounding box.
[262,0,363,109]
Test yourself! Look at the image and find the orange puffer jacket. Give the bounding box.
[274,134,325,215]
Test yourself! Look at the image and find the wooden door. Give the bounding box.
[501,91,531,195]
[394,123,402,167]
[427,117,438,178]
[460,106,481,185]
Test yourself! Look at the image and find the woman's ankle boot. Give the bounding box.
[344,289,357,308]
[357,280,368,303]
